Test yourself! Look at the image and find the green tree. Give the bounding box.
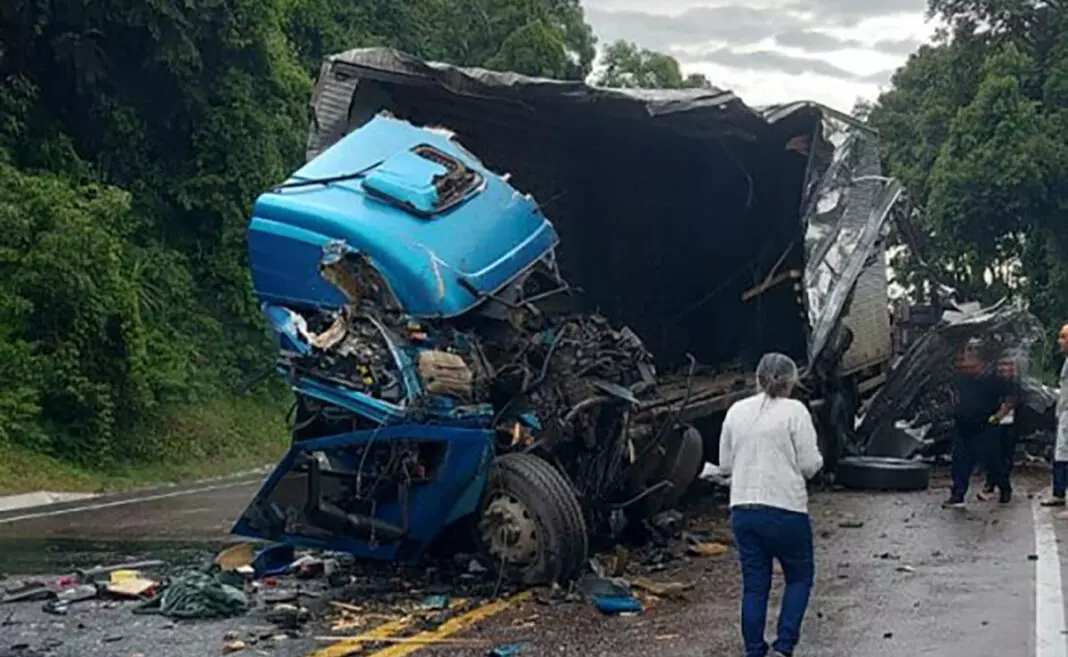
[871,0,1068,357]
[485,19,569,78]
[0,0,606,468]
[596,40,694,89]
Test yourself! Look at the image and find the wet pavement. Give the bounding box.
[0,467,1065,657]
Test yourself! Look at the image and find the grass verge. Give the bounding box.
[0,394,290,496]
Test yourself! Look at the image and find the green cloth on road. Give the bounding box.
[135,569,249,619]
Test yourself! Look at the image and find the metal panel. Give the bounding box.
[841,247,893,374]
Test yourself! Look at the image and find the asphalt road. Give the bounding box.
[1,468,1066,657]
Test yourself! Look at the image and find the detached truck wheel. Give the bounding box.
[836,456,931,492]
[477,453,588,585]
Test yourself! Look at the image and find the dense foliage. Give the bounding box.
[872,0,1068,344]
[0,0,691,467]
[596,40,714,89]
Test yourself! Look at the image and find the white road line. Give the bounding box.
[1033,502,1067,657]
[0,479,261,525]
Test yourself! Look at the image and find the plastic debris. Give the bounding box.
[292,555,325,579]
[215,543,256,571]
[489,644,526,657]
[575,574,642,615]
[592,595,643,615]
[252,544,297,579]
[422,595,450,610]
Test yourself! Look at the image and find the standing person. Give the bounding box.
[943,342,1015,508]
[1041,323,1068,508]
[720,353,823,657]
[980,354,1021,501]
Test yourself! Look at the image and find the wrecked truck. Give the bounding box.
[234,113,698,585]
[233,48,904,583]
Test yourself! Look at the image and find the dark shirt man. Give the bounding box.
[952,369,1011,437]
[944,348,1015,508]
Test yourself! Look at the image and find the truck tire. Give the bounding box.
[655,426,704,510]
[626,425,704,518]
[477,453,588,585]
[835,456,930,492]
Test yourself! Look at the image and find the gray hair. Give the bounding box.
[756,352,799,398]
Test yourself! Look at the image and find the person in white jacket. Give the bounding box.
[1041,323,1068,507]
[719,352,823,657]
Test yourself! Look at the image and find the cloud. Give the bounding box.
[581,1,935,111]
[872,37,924,55]
[775,30,862,52]
[694,47,863,80]
[787,0,928,24]
[585,6,804,52]
[859,68,897,85]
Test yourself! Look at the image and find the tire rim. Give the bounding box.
[479,493,539,567]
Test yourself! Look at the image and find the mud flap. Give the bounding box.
[231,423,493,564]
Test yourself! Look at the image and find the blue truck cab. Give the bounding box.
[246,115,559,317]
[233,115,603,581]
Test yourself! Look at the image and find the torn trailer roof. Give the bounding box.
[305,48,901,382]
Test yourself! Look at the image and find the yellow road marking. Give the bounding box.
[347,592,531,657]
[309,592,529,657]
[308,599,466,657]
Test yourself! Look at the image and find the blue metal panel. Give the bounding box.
[246,115,559,317]
[230,424,494,564]
[287,375,411,426]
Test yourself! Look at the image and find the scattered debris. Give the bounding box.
[223,639,247,653]
[630,577,694,599]
[266,603,309,629]
[1,582,54,604]
[136,570,248,620]
[252,544,297,579]
[215,543,256,572]
[489,643,525,657]
[592,595,643,615]
[467,559,489,575]
[106,570,157,598]
[838,520,865,529]
[422,595,450,610]
[1028,554,1040,561]
[896,565,916,574]
[687,542,730,558]
[650,510,684,537]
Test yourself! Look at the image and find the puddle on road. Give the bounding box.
[0,537,238,575]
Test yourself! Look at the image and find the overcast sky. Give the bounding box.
[584,0,937,112]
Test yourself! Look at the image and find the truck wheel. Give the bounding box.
[836,456,930,492]
[477,453,588,585]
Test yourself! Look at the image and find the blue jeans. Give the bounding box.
[950,425,1005,501]
[731,505,815,657]
[1053,461,1068,498]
